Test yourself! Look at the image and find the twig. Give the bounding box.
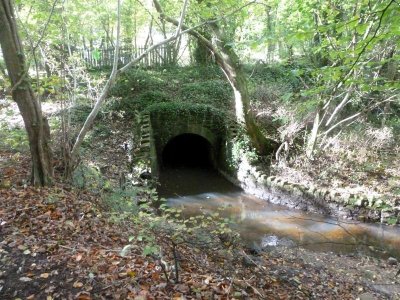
[321,95,397,137]
[58,244,76,251]
[31,0,59,52]
[172,242,179,283]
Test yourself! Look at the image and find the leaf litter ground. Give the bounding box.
[1,149,398,299]
[0,108,398,299]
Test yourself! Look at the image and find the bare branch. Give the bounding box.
[175,0,189,38]
[71,0,121,158]
[321,95,397,137]
[325,86,353,127]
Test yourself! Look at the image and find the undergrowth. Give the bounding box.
[109,66,234,117]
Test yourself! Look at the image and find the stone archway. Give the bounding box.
[135,103,239,178]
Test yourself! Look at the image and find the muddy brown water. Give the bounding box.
[158,167,400,259]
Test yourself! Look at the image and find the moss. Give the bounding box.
[145,102,231,135]
[110,66,234,117]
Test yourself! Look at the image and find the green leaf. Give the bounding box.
[387,217,398,225]
[142,245,158,256]
[92,49,101,60]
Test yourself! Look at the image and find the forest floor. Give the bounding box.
[1,152,399,300]
[0,151,400,299]
[1,98,399,299]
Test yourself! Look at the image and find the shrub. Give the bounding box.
[111,69,166,97]
[180,80,233,110]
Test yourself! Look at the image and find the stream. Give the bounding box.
[158,167,400,259]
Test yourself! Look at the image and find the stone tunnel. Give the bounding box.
[134,103,238,179]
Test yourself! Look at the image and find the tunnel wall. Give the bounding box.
[143,103,238,178]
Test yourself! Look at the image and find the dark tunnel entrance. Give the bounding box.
[161,133,214,169]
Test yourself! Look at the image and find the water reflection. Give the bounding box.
[158,168,400,258]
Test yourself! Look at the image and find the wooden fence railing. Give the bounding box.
[79,45,174,68]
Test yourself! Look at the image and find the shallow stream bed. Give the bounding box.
[158,167,400,259]
[158,167,400,297]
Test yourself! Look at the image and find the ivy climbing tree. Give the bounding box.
[0,0,53,186]
[153,0,278,155]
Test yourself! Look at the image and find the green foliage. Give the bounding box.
[228,129,260,170]
[68,103,93,125]
[102,187,139,214]
[180,80,232,110]
[92,123,113,138]
[118,91,171,114]
[72,164,104,190]
[138,91,171,107]
[111,66,233,117]
[246,63,304,89]
[158,65,225,82]
[0,126,29,152]
[131,204,240,264]
[158,205,239,245]
[145,102,230,135]
[111,69,166,97]
[32,75,62,99]
[386,216,399,226]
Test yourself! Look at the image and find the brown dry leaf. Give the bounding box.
[40,273,50,279]
[175,284,190,293]
[19,276,32,282]
[17,244,27,250]
[76,253,83,261]
[204,275,212,285]
[173,293,186,300]
[73,281,84,288]
[75,291,92,300]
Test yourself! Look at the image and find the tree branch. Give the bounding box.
[336,0,395,88]
[70,1,213,161]
[320,95,397,137]
[175,0,189,38]
[325,86,353,127]
[71,0,121,158]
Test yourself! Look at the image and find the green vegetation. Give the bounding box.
[0,0,399,298]
[110,67,233,117]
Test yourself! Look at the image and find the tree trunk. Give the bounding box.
[0,0,53,186]
[153,0,277,155]
[210,29,277,154]
[306,106,321,159]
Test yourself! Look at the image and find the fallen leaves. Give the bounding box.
[0,149,396,299]
[75,253,83,262]
[40,273,50,279]
[75,291,92,300]
[73,281,84,288]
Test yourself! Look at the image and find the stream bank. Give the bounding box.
[158,166,400,298]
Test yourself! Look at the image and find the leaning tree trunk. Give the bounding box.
[209,25,277,155]
[152,0,277,155]
[0,0,53,186]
